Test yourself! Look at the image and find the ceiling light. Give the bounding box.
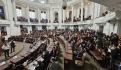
[41,1,45,3]
[62,0,67,10]
[30,0,34,1]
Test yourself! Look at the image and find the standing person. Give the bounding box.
[47,57,61,70]
[2,42,10,59]
[1,36,5,43]
[10,40,16,53]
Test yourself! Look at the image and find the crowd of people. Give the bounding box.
[17,16,49,23]
[60,29,121,70]
[1,37,16,59]
[1,28,121,70]
[64,17,81,23]
[64,16,91,23]
[30,18,38,23]
[41,19,49,23]
[17,16,28,22]
[5,30,61,70]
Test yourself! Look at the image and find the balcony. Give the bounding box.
[0,12,115,26]
[0,20,10,25]
[17,17,28,22]
[15,12,115,25]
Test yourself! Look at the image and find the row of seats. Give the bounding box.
[60,29,121,70]
[4,30,62,70]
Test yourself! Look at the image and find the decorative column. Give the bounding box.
[37,26,42,30]
[26,5,30,23]
[40,10,42,22]
[27,26,32,33]
[113,20,118,34]
[5,0,14,21]
[72,6,74,22]
[77,7,80,18]
[59,8,62,23]
[50,8,53,23]
[5,0,15,36]
[63,9,65,23]
[117,20,121,35]
[81,0,84,21]
[37,8,40,23]
[90,2,94,19]
[12,0,17,22]
[4,0,9,20]
[97,4,101,17]
[93,3,100,19]
[84,6,87,18]
[6,26,11,36]
[48,9,50,23]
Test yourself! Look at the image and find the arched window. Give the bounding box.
[79,9,81,18]
[41,11,47,19]
[16,7,22,17]
[54,12,58,23]
[29,10,36,18]
[69,11,72,20]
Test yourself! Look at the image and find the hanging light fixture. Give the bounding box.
[62,0,67,10]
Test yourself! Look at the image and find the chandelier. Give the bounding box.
[62,0,67,10]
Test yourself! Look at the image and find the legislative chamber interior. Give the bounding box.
[0,0,121,70]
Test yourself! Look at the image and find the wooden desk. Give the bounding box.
[64,50,73,60]
[89,50,102,61]
[0,41,42,70]
[58,36,73,61]
[88,50,107,67]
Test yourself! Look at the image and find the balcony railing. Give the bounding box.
[0,12,116,26]
[0,20,10,25]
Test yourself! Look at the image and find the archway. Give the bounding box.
[54,12,59,23]
[69,11,72,21]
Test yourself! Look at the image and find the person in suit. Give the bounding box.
[35,61,44,70]
[10,39,16,53]
[47,57,61,70]
[43,51,51,70]
[1,36,5,43]
[110,47,119,69]
[117,61,121,70]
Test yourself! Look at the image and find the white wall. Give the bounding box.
[91,23,99,31]
[103,22,117,35]
[10,21,21,36]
